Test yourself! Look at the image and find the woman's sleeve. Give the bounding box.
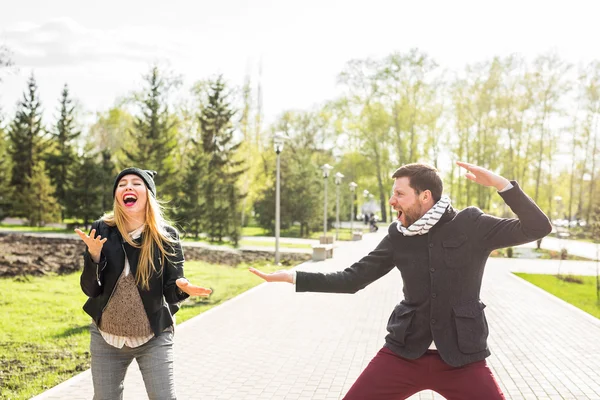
[163,227,190,304]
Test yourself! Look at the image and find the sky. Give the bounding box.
[1,0,599,128]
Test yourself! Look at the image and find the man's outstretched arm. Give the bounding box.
[250,235,396,294]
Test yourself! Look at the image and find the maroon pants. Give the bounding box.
[343,348,505,400]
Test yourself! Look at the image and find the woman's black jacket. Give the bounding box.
[80,219,189,336]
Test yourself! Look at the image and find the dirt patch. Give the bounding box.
[0,233,311,277]
[0,234,84,277]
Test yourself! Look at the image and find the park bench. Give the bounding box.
[312,235,335,261]
[312,244,334,261]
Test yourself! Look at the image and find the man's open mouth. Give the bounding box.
[123,193,138,207]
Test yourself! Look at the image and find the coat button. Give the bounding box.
[431,293,437,298]
[431,319,436,324]
[430,268,435,273]
[429,243,434,248]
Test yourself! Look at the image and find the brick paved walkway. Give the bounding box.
[34,230,600,400]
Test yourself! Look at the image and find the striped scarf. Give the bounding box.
[397,196,450,236]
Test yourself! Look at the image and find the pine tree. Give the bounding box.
[0,46,13,219]
[99,150,116,214]
[23,161,60,226]
[197,76,245,244]
[0,123,12,219]
[123,66,178,198]
[8,74,45,217]
[64,148,114,223]
[45,84,80,220]
[176,139,208,237]
[70,148,104,228]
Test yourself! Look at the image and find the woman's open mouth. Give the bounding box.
[123,193,138,207]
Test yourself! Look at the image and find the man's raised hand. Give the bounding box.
[456,161,510,191]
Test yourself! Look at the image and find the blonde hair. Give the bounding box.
[102,187,177,290]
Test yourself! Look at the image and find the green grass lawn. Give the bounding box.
[317,228,370,241]
[180,226,270,240]
[299,227,370,241]
[0,260,289,400]
[241,225,369,241]
[0,224,72,233]
[181,237,311,250]
[239,240,312,249]
[514,273,600,319]
[181,236,235,247]
[491,247,593,261]
[240,226,269,236]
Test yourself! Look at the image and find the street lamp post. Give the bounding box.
[273,133,286,264]
[554,195,567,268]
[321,164,334,241]
[363,189,369,225]
[334,172,344,240]
[349,182,358,237]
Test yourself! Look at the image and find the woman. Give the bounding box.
[76,167,211,400]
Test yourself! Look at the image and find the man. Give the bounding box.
[250,161,552,399]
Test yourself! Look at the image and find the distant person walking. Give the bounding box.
[369,213,379,232]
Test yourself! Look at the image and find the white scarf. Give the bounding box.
[397,196,451,236]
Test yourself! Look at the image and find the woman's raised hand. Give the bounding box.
[75,228,106,263]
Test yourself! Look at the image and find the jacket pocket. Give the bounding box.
[386,303,417,346]
[442,234,470,268]
[453,300,489,354]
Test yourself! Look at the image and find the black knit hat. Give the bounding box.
[113,168,157,199]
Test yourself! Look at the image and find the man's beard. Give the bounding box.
[398,204,422,227]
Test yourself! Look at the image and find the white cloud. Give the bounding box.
[3,17,182,67]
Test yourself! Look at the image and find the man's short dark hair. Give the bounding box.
[391,163,443,202]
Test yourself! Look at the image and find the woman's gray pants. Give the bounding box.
[90,323,176,400]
